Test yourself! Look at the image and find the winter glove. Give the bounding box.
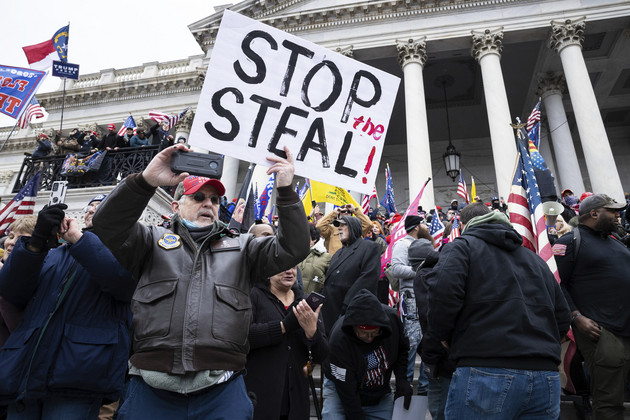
[394,379,413,410]
[29,203,67,251]
[282,305,300,333]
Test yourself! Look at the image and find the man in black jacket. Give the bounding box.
[553,194,630,420]
[322,289,411,419]
[320,215,380,336]
[426,203,571,419]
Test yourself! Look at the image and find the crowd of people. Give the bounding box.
[0,142,629,419]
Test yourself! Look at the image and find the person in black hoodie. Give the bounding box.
[320,215,380,336]
[322,289,411,419]
[426,203,571,419]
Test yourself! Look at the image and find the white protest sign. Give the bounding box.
[188,10,400,195]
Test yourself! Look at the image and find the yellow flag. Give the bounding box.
[302,180,360,215]
[470,176,477,201]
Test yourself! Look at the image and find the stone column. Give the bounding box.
[396,38,434,209]
[221,156,240,200]
[174,110,195,145]
[550,18,624,200]
[538,121,560,196]
[471,28,517,199]
[536,73,585,195]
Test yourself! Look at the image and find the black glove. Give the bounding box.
[282,306,300,333]
[394,379,413,410]
[29,203,67,251]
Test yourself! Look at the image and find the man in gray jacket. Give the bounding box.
[389,215,432,395]
[92,144,310,420]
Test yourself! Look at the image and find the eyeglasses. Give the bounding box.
[354,327,382,340]
[190,192,220,205]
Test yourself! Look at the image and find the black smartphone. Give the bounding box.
[170,150,224,179]
[305,292,326,310]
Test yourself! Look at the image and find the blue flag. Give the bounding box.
[379,164,397,214]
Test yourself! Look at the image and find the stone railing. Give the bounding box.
[14,146,161,193]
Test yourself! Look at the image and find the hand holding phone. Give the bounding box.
[305,292,326,310]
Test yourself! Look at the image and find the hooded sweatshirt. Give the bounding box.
[323,289,408,419]
[321,216,381,335]
[426,219,571,371]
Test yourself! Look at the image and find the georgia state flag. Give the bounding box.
[22,25,69,71]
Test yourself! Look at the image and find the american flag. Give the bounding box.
[18,98,45,129]
[149,107,190,129]
[457,172,469,204]
[361,186,377,214]
[0,171,42,233]
[449,216,460,242]
[364,346,389,387]
[526,101,541,148]
[117,115,136,136]
[255,173,274,220]
[508,138,560,282]
[429,209,445,250]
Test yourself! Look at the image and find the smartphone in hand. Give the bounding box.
[305,292,326,310]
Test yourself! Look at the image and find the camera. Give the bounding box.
[170,150,224,179]
[48,181,68,206]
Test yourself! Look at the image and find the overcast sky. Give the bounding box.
[0,0,231,127]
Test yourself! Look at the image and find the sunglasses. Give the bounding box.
[190,192,221,205]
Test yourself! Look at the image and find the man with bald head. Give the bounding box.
[92,144,310,420]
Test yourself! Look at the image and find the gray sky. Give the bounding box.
[0,0,230,127]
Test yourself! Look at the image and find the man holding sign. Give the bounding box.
[92,144,310,419]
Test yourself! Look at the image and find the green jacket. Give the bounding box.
[299,245,331,294]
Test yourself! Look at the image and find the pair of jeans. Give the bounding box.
[322,377,393,420]
[402,295,428,393]
[445,367,561,419]
[6,397,102,420]
[116,375,253,420]
[573,326,630,420]
[428,376,451,420]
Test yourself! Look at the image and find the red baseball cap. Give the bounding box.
[107,124,115,130]
[356,325,379,331]
[175,175,225,200]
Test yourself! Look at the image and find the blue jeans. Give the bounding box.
[428,376,451,420]
[6,397,102,420]
[117,375,253,420]
[445,367,561,420]
[322,377,393,420]
[402,295,428,393]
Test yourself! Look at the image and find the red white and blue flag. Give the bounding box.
[449,216,460,242]
[457,172,469,204]
[18,97,45,129]
[22,25,69,72]
[526,101,541,148]
[361,186,377,214]
[0,171,42,233]
[508,137,560,282]
[429,209,445,250]
[117,115,136,136]
[149,107,190,129]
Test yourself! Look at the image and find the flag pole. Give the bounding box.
[0,121,21,154]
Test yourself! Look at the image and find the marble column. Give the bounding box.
[471,28,517,200]
[537,120,559,196]
[174,110,194,145]
[549,18,624,200]
[221,156,240,200]
[536,73,585,195]
[396,37,434,209]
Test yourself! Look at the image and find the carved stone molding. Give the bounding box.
[396,38,427,68]
[175,110,195,132]
[0,170,14,185]
[549,17,586,53]
[192,0,524,53]
[536,72,567,99]
[471,28,504,61]
[334,45,354,58]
